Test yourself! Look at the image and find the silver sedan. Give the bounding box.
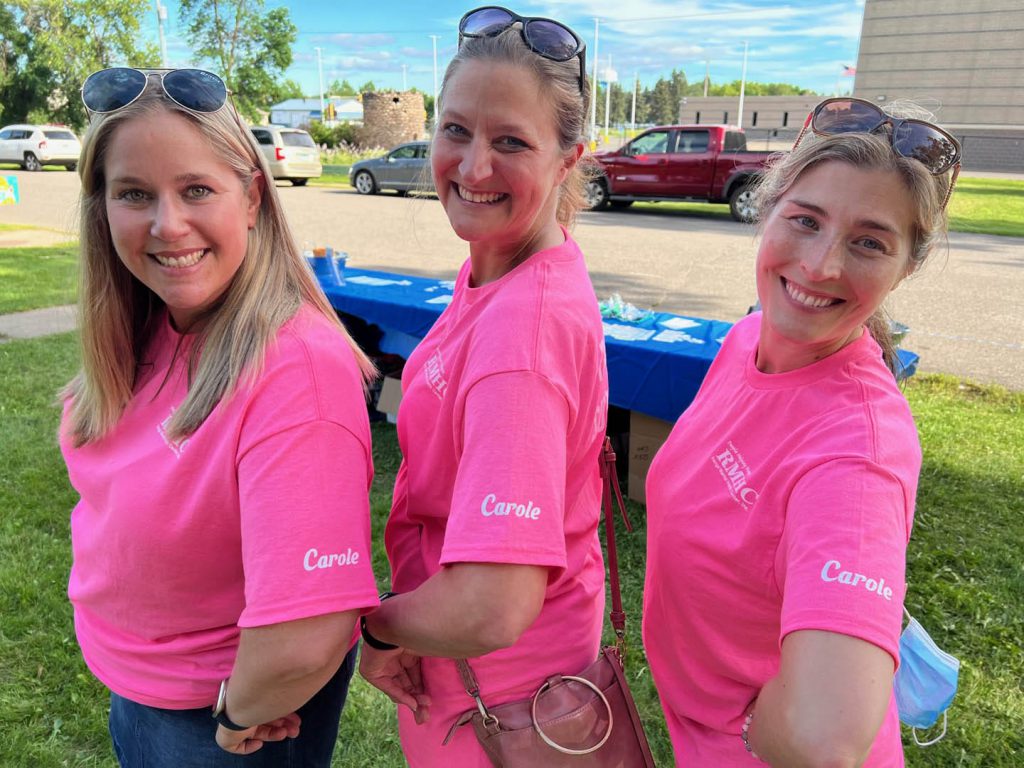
[349,141,434,195]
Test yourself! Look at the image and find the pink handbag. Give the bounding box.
[444,438,657,767]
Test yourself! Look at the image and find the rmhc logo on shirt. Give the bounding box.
[424,349,447,400]
[711,441,760,510]
[157,408,190,458]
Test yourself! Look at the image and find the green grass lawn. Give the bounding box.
[0,245,79,314]
[624,176,1024,238]
[0,332,1020,766]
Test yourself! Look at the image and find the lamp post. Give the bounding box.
[590,18,599,143]
[736,41,748,129]
[315,46,325,123]
[429,35,440,129]
[154,1,168,67]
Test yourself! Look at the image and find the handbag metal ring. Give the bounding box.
[530,675,614,755]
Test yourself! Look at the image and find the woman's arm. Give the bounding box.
[224,610,360,727]
[748,629,895,768]
[365,562,548,658]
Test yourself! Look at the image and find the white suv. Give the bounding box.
[0,124,82,171]
[250,126,322,185]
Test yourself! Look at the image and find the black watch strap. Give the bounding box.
[360,614,399,650]
[360,591,399,650]
[214,708,251,732]
[212,679,250,731]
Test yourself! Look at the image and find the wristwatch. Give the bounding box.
[212,678,250,731]
[360,591,399,651]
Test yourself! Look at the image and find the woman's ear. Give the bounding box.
[246,171,265,229]
[557,141,585,185]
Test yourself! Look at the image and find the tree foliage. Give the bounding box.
[593,68,816,128]
[0,1,159,130]
[178,0,297,120]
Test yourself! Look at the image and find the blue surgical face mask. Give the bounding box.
[894,608,960,746]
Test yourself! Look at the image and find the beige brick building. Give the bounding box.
[677,0,1024,171]
[853,0,1024,171]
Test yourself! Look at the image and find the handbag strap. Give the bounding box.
[600,435,633,655]
[454,437,633,706]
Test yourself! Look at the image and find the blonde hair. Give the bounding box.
[64,84,374,445]
[754,109,954,373]
[438,27,593,228]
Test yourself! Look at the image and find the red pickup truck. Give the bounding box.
[586,125,775,222]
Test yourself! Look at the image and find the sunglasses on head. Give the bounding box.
[81,67,229,115]
[458,6,586,92]
[795,97,962,209]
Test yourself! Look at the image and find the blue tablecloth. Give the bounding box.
[320,267,918,423]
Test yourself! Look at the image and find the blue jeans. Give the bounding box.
[108,644,358,768]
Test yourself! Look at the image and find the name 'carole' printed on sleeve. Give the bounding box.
[480,493,542,520]
[820,559,894,600]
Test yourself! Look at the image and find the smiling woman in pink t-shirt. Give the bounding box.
[61,69,380,766]
[355,10,608,767]
[643,100,961,766]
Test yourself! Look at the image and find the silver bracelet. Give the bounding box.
[740,711,765,761]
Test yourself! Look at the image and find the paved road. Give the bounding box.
[2,169,1020,390]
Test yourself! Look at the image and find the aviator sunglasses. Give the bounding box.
[81,67,228,115]
[458,6,586,92]
[795,97,962,208]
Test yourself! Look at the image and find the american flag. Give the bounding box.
[842,65,857,76]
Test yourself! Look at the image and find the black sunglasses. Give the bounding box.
[458,6,586,92]
[81,67,229,115]
[793,97,962,210]
[802,97,961,175]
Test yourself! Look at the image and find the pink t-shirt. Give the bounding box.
[643,313,920,767]
[385,232,609,762]
[61,305,380,709]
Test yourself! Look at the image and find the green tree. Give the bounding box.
[178,0,298,121]
[645,78,677,125]
[275,77,305,100]
[1,1,159,130]
[357,80,377,94]
[327,78,358,96]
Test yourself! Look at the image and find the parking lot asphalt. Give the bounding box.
[1,169,1020,390]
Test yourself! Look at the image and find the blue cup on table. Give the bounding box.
[308,246,340,285]
[333,252,347,285]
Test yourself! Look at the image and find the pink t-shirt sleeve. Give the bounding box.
[440,370,570,570]
[236,420,378,628]
[777,458,910,666]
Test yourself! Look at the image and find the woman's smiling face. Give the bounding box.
[431,59,576,259]
[755,160,916,373]
[104,109,261,331]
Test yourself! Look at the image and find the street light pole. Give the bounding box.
[630,71,637,133]
[737,41,748,129]
[590,18,599,143]
[604,54,612,138]
[402,64,408,91]
[429,35,440,129]
[154,1,168,67]
[315,46,325,122]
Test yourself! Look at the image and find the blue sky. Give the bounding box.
[147,1,865,97]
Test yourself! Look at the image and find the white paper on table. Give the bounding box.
[658,316,700,330]
[346,276,413,287]
[426,295,453,305]
[652,329,705,345]
[602,322,656,342]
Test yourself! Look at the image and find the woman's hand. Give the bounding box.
[359,645,431,724]
[215,712,301,754]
